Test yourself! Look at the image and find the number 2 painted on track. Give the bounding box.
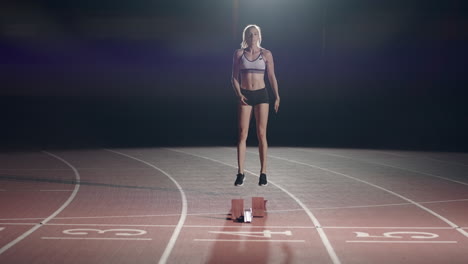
[63,229,147,236]
[354,231,439,239]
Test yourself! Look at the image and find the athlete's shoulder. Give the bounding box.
[261,49,273,62]
[261,48,272,56]
[233,49,244,58]
[234,49,244,55]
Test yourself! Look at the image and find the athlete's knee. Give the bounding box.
[257,129,267,142]
[238,129,249,141]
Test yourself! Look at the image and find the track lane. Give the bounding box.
[260,147,468,264]
[105,149,188,264]
[302,148,468,185]
[1,150,180,264]
[164,147,341,264]
[0,151,80,256]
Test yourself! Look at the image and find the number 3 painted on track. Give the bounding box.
[63,229,147,236]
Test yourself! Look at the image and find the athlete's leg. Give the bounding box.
[237,103,253,174]
[254,103,269,174]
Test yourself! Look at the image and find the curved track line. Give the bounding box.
[0,151,81,255]
[266,152,468,239]
[295,148,468,186]
[105,149,187,264]
[167,148,341,264]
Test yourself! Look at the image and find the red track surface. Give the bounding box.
[0,148,467,263]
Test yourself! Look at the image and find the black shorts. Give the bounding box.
[240,88,269,106]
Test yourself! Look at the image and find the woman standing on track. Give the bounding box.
[231,24,280,187]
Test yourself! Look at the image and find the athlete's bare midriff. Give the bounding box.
[240,72,266,90]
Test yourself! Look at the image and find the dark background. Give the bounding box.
[1,0,467,151]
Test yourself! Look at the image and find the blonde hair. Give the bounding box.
[240,24,262,49]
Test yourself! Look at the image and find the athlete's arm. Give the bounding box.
[231,49,248,105]
[264,49,280,113]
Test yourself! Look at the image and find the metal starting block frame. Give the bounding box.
[244,208,252,223]
[231,197,267,223]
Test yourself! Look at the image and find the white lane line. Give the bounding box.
[369,150,409,158]
[309,198,468,211]
[296,148,468,186]
[346,241,457,244]
[267,152,468,239]
[322,226,457,230]
[0,151,81,255]
[322,226,455,229]
[74,167,152,170]
[0,168,151,171]
[311,199,468,211]
[0,223,38,226]
[2,198,466,222]
[374,150,468,168]
[35,211,230,220]
[194,239,305,242]
[43,223,315,229]
[105,149,187,264]
[0,168,70,171]
[41,237,152,241]
[419,198,468,204]
[43,223,176,227]
[0,190,72,192]
[167,148,342,264]
[0,222,460,230]
[0,217,44,221]
[40,190,73,192]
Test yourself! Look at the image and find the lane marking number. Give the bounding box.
[42,237,152,241]
[354,231,439,239]
[40,228,151,241]
[194,239,305,242]
[208,230,292,238]
[63,228,147,236]
[194,230,302,242]
[347,231,457,244]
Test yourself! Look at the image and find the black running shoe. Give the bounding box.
[234,173,245,186]
[259,173,268,186]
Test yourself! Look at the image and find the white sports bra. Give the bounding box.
[239,49,266,73]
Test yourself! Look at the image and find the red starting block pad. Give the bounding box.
[231,199,244,222]
[252,197,267,217]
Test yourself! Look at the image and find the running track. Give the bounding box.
[0,147,467,263]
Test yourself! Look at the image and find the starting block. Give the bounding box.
[252,197,267,217]
[231,197,267,223]
[231,199,244,222]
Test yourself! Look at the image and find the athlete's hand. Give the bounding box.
[274,98,280,113]
[239,95,248,105]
